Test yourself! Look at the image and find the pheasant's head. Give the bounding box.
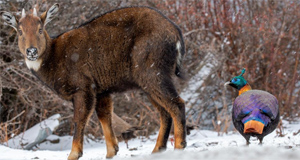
[225,68,252,95]
[225,69,247,89]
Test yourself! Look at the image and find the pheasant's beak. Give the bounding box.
[224,82,231,86]
[244,120,264,134]
[224,81,238,89]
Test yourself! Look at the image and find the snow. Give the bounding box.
[71,53,80,62]
[1,118,300,160]
[181,52,218,106]
[7,114,60,149]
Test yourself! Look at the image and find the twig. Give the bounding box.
[5,110,25,123]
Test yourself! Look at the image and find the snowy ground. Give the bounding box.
[1,117,300,160]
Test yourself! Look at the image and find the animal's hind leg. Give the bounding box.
[148,96,172,153]
[145,79,186,150]
[95,94,118,158]
[132,35,186,149]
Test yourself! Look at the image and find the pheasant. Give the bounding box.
[225,69,280,145]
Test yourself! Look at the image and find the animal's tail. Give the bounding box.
[175,36,186,79]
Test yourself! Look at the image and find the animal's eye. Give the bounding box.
[19,30,23,36]
[39,29,43,34]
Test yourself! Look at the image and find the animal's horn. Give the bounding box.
[33,8,37,16]
[22,8,26,18]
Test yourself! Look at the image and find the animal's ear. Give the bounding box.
[1,11,18,31]
[40,3,59,26]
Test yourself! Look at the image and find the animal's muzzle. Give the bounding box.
[26,47,38,61]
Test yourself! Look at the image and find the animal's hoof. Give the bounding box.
[181,141,187,148]
[175,140,187,149]
[152,145,167,153]
[106,145,119,158]
[68,151,82,160]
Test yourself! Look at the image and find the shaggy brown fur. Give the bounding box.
[1,4,186,160]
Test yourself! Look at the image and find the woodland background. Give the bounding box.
[0,0,299,143]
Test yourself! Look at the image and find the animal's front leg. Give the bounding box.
[95,94,119,158]
[68,91,95,160]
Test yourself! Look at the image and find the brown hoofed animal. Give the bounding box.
[1,4,186,160]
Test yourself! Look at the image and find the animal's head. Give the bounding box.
[225,68,248,90]
[1,4,59,61]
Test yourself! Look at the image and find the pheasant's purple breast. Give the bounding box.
[233,90,279,126]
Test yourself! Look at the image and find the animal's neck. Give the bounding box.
[44,32,53,58]
[28,33,59,94]
[238,83,252,95]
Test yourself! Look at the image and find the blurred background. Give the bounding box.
[0,0,299,143]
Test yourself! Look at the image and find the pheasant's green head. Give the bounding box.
[226,68,248,90]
